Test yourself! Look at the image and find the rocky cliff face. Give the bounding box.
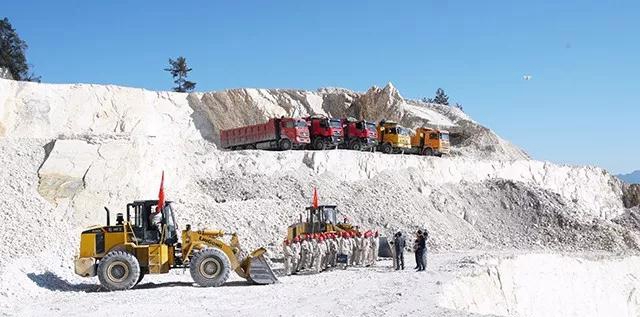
[623,184,640,208]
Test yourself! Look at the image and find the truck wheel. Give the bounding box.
[312,138,324,150]
[279,139,292,151]
[422,148,434,156]
[381,143,393,154]
[350,141,362,151]
[97,251,141,291]
[190,248,231,287]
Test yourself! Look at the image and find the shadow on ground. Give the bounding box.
[27,272,272,292]
[27,272,101,292]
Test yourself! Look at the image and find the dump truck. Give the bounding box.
[286,204,392,257]
[74,200,277,290]
[408,127,450,156]
[376,120,411,154]
[220,117,310,151]
[340,118,378,151]
[304,115,344,150]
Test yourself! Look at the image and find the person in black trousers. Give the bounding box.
[415,230,426,271]
[392,231,406,270]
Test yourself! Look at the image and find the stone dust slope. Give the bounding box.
[0,78,639,312]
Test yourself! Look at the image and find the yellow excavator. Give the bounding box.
[74,200,277,290]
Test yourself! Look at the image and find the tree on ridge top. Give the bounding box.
[0,17,40,82]
[164,56,196,92]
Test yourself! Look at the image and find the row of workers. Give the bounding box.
[282,231,380,275]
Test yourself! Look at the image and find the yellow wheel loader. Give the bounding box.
[74,200,277,291]
[287,205,393,257]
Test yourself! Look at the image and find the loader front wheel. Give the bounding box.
[97,251,140,291]
[190,248,231,287]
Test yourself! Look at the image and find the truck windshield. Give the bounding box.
[295,121,307,127]
[329,119,341,128]
[366,123,376,131]
[398,127,411,136]
[440,133,449,141]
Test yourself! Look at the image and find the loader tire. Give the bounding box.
[135,272,145,286]
[190,248,231,287]
[97,251,141,291]
[422,147,434,156]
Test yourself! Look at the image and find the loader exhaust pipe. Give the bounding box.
[104,207,111,226]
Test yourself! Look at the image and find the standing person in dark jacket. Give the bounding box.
[392,231,406,270]
[415,230,426,271]
[422,229,429,269]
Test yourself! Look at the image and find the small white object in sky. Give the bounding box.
[523,75,532,81]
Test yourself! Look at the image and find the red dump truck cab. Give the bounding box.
[304,116,344,150]
[220,117,310,151]
[340,119,378,151]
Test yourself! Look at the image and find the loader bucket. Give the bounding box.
[378,236,394,258]
[237,247,278,285]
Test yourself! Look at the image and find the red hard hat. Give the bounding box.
[293,236,300,243]
[284,239,290,244]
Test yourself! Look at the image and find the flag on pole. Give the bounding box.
[312,187,319,209]
[157,171,165,213]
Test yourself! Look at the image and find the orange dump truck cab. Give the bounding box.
[410,127,450,156]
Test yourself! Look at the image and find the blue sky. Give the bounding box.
[4,1,639,173]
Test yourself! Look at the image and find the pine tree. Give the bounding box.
[164,56,196,92]
[421,97,434,103]
[0,17,40,81]
[433,88,449,105]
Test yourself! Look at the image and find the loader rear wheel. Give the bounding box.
[135,272,145,286]
[97,251,140,291]
[190,248,231,287]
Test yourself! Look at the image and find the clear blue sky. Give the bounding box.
[4,1,639,174]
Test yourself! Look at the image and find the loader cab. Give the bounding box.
[305,205,339,233]
[126,200,179,245]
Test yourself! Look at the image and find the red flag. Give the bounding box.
[157,171,165,213]
[312,187,319,209]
